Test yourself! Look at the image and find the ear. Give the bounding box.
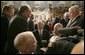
[25,45,30,52]
[4,10,8,14]
[22,10,26,15]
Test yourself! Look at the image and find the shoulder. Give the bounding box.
[1,14,8,20]
[76,15,81,20]
[12,15,26,22]
[33,30,38,33]
[57,40,75,48]
[43,29,49,32]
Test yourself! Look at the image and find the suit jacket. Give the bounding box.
[59,18,68,27]
[33,29,50,48]
[44,21,49,32]
[1,13,9,54]
[52,17,60,30]
[27,19,34,31]
[4,13,29,54]
[46,40,75,54]
[66,15,82,27]
[79,16,84,29]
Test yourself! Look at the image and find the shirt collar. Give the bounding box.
[38,29,43,34]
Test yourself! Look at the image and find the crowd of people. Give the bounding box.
[1,3,84,54]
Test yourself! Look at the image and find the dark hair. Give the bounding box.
[14,8,19,15]
[3,5,12,12]
[19,6,30,14]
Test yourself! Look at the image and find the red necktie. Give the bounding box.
[67,19,73,27]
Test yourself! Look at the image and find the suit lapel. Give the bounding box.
[37,30,41,40]
[68,15,80,27]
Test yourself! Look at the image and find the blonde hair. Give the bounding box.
[14,31,36,51]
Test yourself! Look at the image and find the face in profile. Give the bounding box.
[6,8,14,19]
[32,38,37,52]
[24,10,31,19]
[69,10,75,19]
[28,37,37,53]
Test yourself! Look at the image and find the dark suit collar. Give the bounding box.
[2,13,7,16]
[35,29,40,34]
[2,13,8,18]
[17,13,27,21]
[2,13,10,21]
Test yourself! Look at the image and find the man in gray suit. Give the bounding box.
[5,5,31,54]
[66,5,82,28]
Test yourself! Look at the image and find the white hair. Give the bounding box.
[54,23,63,30]
[14,31,37,51]
[64,12,69,17]
[69,5,79,12]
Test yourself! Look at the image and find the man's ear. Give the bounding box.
[25,45,30,52]
[4,10,8,14]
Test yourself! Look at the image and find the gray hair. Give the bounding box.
[54,23,63,30]
[64,12,69,17]
[69,5,79,12]
[14,31,37,51]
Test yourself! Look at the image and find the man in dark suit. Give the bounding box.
[4,5,31,54]
[33,21,50,48]
[52,15,60,30]
[59,12,69,27]
[1,5,14,54]
[79,7,84,29]
[66,5,82,28]
[27,14,35,31]
[33,21,50,54]
[44,21,49,32]
[46,39,75,54]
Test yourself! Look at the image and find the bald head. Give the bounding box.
[14,31,37,54]
[71,40,84,54]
